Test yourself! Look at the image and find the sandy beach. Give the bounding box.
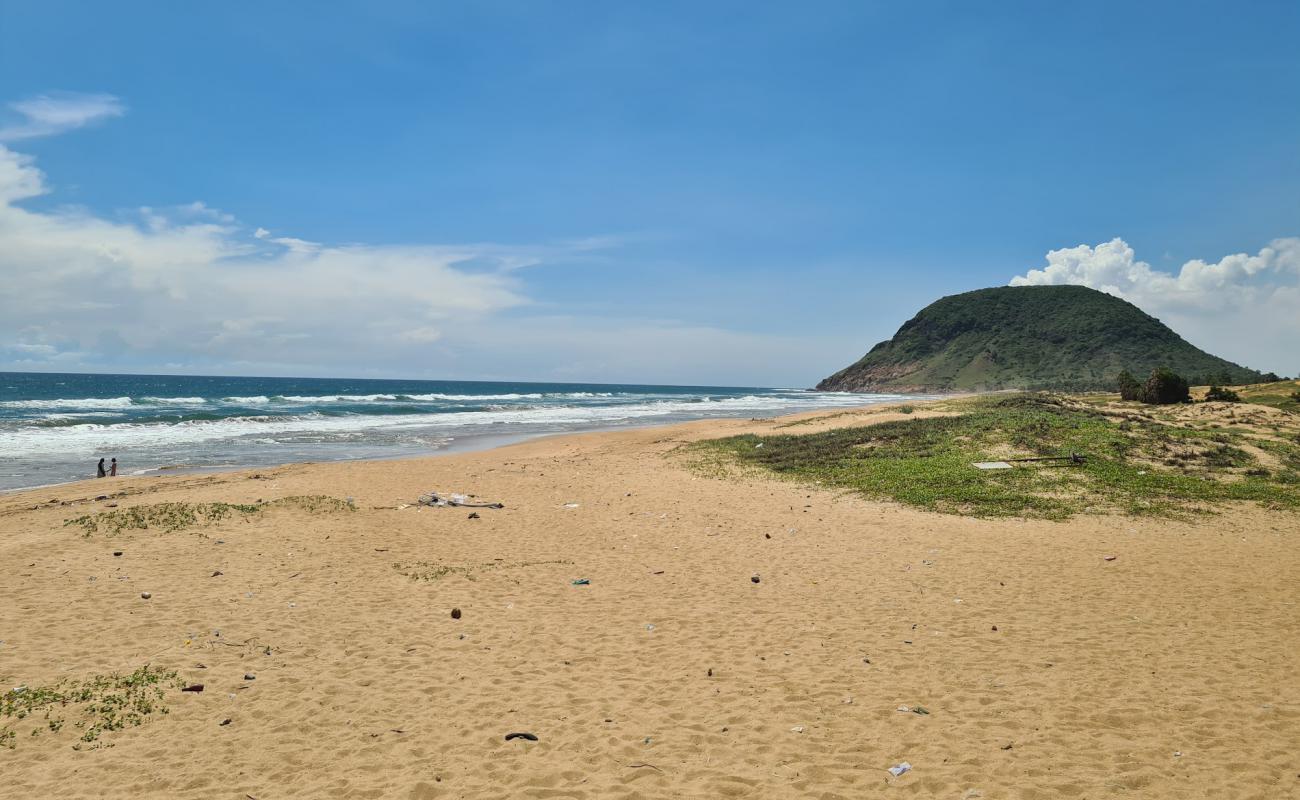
[1,401,1296,799]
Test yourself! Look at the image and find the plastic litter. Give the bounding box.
[790,726,805,733]
[888,762,912,777]
[417,492,504,509]
[504,732,538,742]
[572,578,591,586]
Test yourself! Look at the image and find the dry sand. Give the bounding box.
[1,403,1296,799]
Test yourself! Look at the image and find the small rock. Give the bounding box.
[1103,555,1117,561]
[113,551,123,557]
[992,625,998,631]
[790,725,804,733]
[504,732,538,741]
[467,512,480,519]
[182,684,204,693]
[451,607,462,620]
[764,533,771,539]
[140,591,152,599]
[1001,743,1013,750]
[750,575,761,584]
[243,673,255,681]
[219,718,231,726]
[707,668,713,677]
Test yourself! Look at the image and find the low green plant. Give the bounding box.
[691,393,1300,519]
[395,559,572,582]
[1,666,183,750]
[65,495,354,537]
[1204,385,1242,403]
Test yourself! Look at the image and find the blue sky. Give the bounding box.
[1,1,1297,384]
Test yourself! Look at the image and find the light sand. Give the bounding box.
[1,403,1296,799]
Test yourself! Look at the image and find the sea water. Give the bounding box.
[0,372,918,491]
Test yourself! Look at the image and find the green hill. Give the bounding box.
[817,285,1264,392]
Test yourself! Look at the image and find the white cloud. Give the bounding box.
[1010,237,1300,374]
[0,143,538,373]
[0,92,126,142]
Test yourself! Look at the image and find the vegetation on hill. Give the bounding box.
[693,393,1300,519]
[817,285,1264,392]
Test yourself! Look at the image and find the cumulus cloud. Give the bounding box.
[0,142,546,373]
[1010,237,1300,374]
[0,92,126,141]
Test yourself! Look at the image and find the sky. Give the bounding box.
[1,1,1297,386]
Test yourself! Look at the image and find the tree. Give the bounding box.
[1116,370,1142,401]
[1140,367,1190,405]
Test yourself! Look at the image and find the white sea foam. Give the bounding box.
[0,392,910,456]
[0,396,136,410]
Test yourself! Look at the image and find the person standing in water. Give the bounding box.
[109,458,118,477]
[96,458,106,478]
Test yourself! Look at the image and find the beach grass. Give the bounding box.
[694,393,1300,519]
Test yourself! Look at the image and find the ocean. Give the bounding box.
[0,372,918,491]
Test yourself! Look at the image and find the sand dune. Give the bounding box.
[1,404,1296,798]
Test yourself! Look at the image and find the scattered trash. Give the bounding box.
[1173,751,1183,758]
[140,592,152,599]
[645,624,655,632]
[11,686,27,696]
[243,673,255,681]
[563,503,580,509]
[504,732,538,742]
[451,608,462,619]
[219,718,231,726]
[888,762,912,777]
[417,492,504,509]
[182,684,205,693]
[571,578,590,586]
[912,706,930,715]
[755,443,764,449]
[972,461,1013,470]
[790,726,804,733]
[1001,743,1014,750]
[467,512,480,519]
[1103,555,1117,561]
[897,705,911,713]
[112,550,123,557]
[211,571,223,577]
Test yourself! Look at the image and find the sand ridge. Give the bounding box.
[1,403,1296,798]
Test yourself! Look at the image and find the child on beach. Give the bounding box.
[110,458,118,477]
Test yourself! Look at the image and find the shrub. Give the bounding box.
[1116,370,1142,401]
[1204,385,1242,403]
[1140,367,1190,405]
